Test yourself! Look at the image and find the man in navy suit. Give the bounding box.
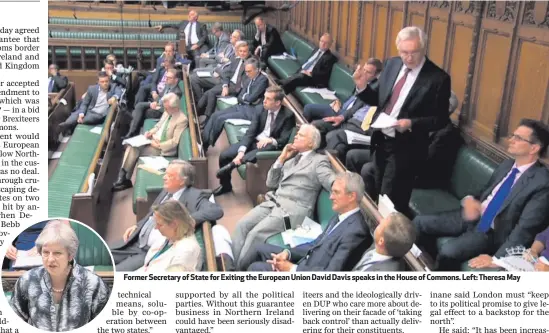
[414,119,549,271]
[247,172,372,271]
[48,64,68,93]
[280,33,338,94]
[59,71,121,134]
[202,58,269,149]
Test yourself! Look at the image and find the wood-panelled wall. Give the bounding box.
[278,1,549,157]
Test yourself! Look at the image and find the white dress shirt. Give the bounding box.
[302,49,324,70]
[274,150,313,169]
[359,249,393,271]
[238,108,280,154]
[230,58,244,84]
[184,22,199,45]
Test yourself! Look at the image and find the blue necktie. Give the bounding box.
[477,168,519,233]
[341,95,357,112]
[48,79,54,93]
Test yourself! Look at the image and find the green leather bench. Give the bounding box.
[50,31,178,40]
[48,48,163,57]
[408,146,498,271]
[266,189,334,248]
[71,221,113,270]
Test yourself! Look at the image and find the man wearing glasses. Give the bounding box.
[413,118,549,271]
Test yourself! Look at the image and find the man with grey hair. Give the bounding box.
[353,26,451,214]
[110,160,224,271]
[248,172,371,271]
[353,212,416,271]
[198,22,230,69]
[232,124,335,270]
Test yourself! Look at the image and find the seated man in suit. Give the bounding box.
[253,16,285,65]
[414,119,549,271]
[202,59,269,150]
[304,59,382,122]
[354,212,416,271]
[105,53,133,75]
[232,124,335,270]
[48,64,68,93]
[135,56,176,106]
[113,93,188,192]
[197,41,252,125]
[190,41,250,109]
[155,10,209,68]
[110,159,224,271]
[248,172,371,271]
[214,86,295,196]
[123,68,183,139]
[280,33,338,94]
[59,71,121,134]
[103,59,127,89]
[197,22,230,69]
[155,42,188,68]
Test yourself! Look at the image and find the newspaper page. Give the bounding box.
[0,1,547,333]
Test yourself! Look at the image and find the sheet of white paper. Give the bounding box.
[371,112,398,129]
[59,98,67,105]
[378,194,396,218]
[90,126,103,134]
[410,244,422,258]
[344,130,371,145]
[320,93,338,100]
[493,256,535,272]
[270,55,287,60]
[12,250,42,268]
[122,134,151,148]
[196,71,212,78]
[283,52,297,60]
[209,194,215,203]
[225,119,251,126]
[239,128,247,134]
[139,156,170,171]
[281,229,294,246]
[61,136,70,143]
[218,96,239,105]
[87,173,95,195]
[50,151,62,160]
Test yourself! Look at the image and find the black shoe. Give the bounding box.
[213,185,232,196]
[216,162,235,179]
[199,115,209,128]
[112,170,133,192]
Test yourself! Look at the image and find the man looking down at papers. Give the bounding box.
[112,93,188,192]
[247,172,371,271]
[213,86,295,196]
[232,124,335,270]
[110,160,223,271]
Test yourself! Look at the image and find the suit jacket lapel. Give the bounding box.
[380,59,403,106]
[400,60,432,114]
[271,109,286,135]
[481,162,513,201]
[282,152,314,182]
[497,163,538,215]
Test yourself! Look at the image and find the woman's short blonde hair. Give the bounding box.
[153,200,196,239]
[35,221,79,259]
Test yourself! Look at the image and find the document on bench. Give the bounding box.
[301,87,338,101]
[218,96,239,106]
[225,119,251,126]
[90,126,103,134]
[12,250,42,269]
[371,112,397,129]
[122,134,151,148]
[196,71,212,78]
[139,156,170,172]
[281,217,323,247]
[344,130,371,146]
[270,52,297,61]
[493,256,535,272]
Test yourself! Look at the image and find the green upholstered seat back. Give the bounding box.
[315,189,334,230]
[328,63,354,101]
[71,222,112,267]
[449,147,498,200]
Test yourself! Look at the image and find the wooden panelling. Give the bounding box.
[388,9,404,58]
[359,3,375,62]
[507,41,549,134]
[373,4,389,60]
[331,1,340,50]
[340,1,351,57]
[428,19,449,67]
[348,1,361,63]
[410,13,426,30]
[472,32,511,139]
[447,24,474,121]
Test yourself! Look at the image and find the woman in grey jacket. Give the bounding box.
[9,221,110,331]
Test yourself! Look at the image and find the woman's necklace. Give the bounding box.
[52,287,64,293]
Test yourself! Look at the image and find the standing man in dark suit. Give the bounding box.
[280,33,338,94]
[253,17,285,65]
[414,119,549,271]
[197,22,230,68]
[248,172,371,272]
[59,71,121,134]
[155,10,209,67]
[353,212,416,272]
[110,160,224,271]
[202,59,269,150]
[48,64,68,93]
[214,86,295,196]
[353,26,451,214]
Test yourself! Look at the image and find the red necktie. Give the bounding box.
[384,67,411,115]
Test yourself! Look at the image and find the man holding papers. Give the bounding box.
[279,33,337,94]
[247,172,370,272]
[214,86,294,196]
[353,26,451,214]
[113,93,188,192]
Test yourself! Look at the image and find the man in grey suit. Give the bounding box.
[197,23,230,69]
[110,160,224,271]
[354,212,416,272]
[232,124,335,270]
[59,71,121,135]
[414,119,549,271]
[248,172,371,271]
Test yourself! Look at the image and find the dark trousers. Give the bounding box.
[345,149,376,200]
[324,121,367,161]
[280,73,316,94]
[247,244,288,271]
[198,83,239,117]
[303,103,340,122]
[134,83,151,106]
[218,142,276,187]
[128,102,154,134]
[190,70,221,102]
[413,210,495,271]
[203,104,261,147]
[110,241,148,272]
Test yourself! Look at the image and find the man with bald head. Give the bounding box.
[253,16,285,64]
[279,33,338,94]
[231,124,335,271]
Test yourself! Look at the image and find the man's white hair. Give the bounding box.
[396,26,428,50]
